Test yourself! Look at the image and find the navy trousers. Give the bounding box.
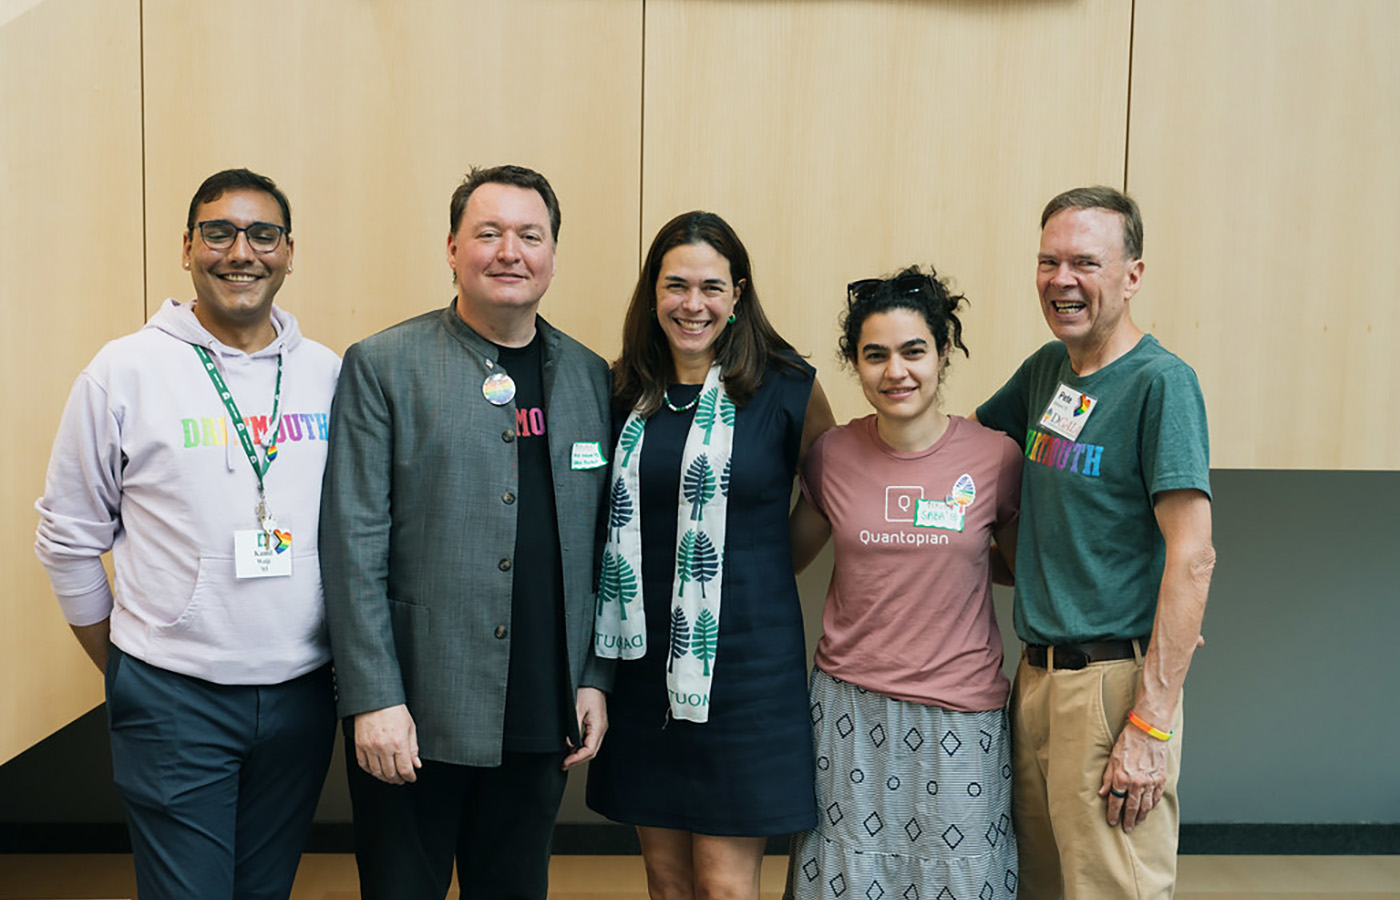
[105,646,336,900]
[343,719,568,900]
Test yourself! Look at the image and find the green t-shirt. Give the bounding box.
[976,335,1210,644]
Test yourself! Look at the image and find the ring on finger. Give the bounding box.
[1109,787,1128,798]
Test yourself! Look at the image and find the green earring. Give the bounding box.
[727,313,737,323]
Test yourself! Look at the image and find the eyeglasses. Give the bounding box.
[847,270,931,299]
[195,220,287,253]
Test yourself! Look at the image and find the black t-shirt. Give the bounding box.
[494,334,570,752]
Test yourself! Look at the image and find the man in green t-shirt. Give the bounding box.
[976,186,1215,900]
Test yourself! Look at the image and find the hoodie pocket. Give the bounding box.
[147,554,327,678]
[155,556,219,632]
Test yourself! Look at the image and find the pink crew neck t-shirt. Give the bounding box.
[801,414,1023,711]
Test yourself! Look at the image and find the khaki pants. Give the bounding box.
[1010,653,1184,900]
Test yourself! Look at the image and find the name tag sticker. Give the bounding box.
[571,441,608,470]
[1038,382,1098,441]
[913,499,964,532]
[235,529,293,579]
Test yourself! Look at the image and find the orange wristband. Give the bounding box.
[1128,711,1172,741]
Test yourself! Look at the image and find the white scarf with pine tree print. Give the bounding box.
[594,363,735,723]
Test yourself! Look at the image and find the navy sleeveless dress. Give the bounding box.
[586,359,819,836]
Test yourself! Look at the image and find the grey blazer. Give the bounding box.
[320,304,612,767]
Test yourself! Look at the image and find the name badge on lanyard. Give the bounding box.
[1038,382,1098,441]
[235,528,294,578]
[193,344,293,578]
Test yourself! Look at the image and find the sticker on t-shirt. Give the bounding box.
[947,472,976,509]
[571,441,608,470]
[1038,383,1098,441]
[234,528,293,578]
[913,498,964,531]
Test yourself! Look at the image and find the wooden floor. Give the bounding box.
[0,853,1397,899]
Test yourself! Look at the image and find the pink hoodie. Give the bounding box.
[35,299,341,684]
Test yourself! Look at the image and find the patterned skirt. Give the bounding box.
[787,668,1018,900]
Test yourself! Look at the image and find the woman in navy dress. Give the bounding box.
[588,211,833,899]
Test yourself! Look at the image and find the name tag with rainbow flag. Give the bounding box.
[235,528,293,578]
[1039,383,1097,441]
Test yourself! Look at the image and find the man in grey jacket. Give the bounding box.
[320,164,612,900]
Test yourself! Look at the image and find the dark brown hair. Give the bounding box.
[840,265,968,364]
[186,168,291,233]
[449,164,561,241]
[613,211,800,416]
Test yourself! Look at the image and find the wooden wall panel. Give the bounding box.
[141,0,643,359]
[1129,0,1400,469]
[6,0,1393,774]
[0,0,144,764]
[642,0,1133,423]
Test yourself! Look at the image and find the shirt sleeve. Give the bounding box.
[319,341,407,716]
[1141,361,1212,499]
[34,368,123,626]
[993,432,1024,532]
[976,351,1037,438]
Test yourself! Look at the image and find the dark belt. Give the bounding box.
[1024,637,1148,671]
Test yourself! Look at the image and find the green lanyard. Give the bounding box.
[193,345,283,531]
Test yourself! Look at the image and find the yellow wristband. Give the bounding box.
[1128,711,1172,741]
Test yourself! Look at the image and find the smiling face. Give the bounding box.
[1037,207,1144,356]
[654,241,743,379]
[855,308,946,426]
[182,188,292,338]
[448,182,556,328]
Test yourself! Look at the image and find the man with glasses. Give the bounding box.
[320,164,612,900]
[36,168,341,899]
[975,186,1214,900]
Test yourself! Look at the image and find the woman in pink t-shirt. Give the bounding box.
[786,267,1023,900]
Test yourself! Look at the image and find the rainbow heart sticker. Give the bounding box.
[1073,393,1092,416]
[272,530,292,554]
